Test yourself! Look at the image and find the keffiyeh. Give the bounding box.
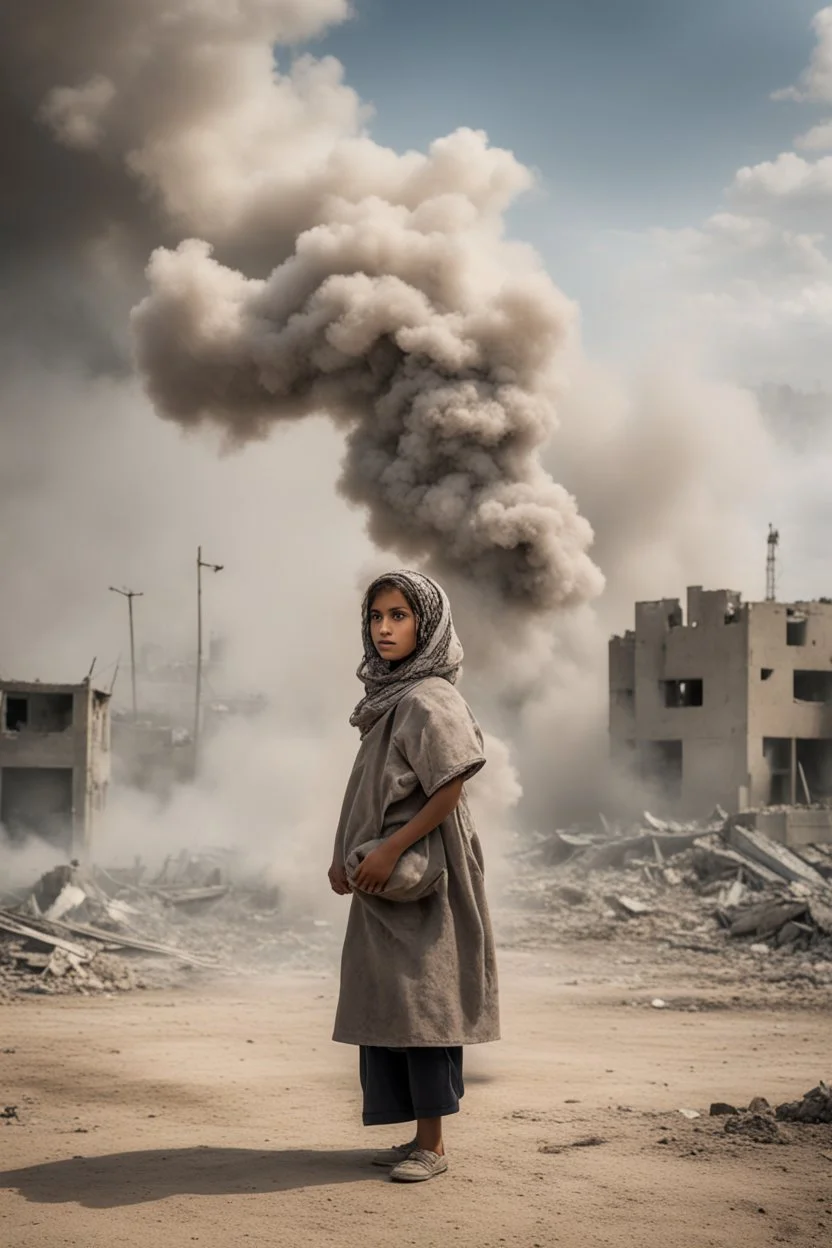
[349,569,463,737]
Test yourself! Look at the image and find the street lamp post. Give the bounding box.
[109,586,143,720]
[194,545,223,772]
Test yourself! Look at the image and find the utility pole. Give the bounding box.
[109,586,143,719]
[766,524,780,603]
[194,545,223,772]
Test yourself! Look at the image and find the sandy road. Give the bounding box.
[1,945,830,1248]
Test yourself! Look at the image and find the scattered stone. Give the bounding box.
[539,1136,606,1154]
[678,1108,701,1120]
[710,1103,739,1117]
[724,1113,781,1143]
[748,1096,773,1115]
[650,998,667,1010]
[606,894,654,919]
[776,1082,832,1124]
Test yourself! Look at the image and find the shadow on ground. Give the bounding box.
[0,1146,383,1207]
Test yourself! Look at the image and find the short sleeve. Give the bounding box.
[393,679,486,797]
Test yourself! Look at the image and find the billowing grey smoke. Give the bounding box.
[133,221,602,608]
[1,0,603,611]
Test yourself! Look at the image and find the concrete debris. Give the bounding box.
[725,824,828,889]
[724,1113,781,1144]
[502,810,832,964]
[0,853,338,999]
[705,1084,832,1136]
[776,1082,832,1124]
[605,895,654,919]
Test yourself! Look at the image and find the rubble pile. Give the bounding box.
[708,1084,832,1143]
[776,1081,832,1124]
[0,852,338,999]
[501,810,832,960]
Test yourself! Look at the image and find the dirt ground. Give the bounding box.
[1,942,831,1248]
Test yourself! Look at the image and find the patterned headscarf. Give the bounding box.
[349,569,464,737]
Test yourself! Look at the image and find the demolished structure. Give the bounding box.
[0,678,110,858]
[610,587,832,832]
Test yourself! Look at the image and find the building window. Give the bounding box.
[793,671,832,703]
[796,739,832,802]
[4,697,28,731]
[763,737,791,805]
[761,668,773,681]
[661,679,703,708]
[787,610,808,646]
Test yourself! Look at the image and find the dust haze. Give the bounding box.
[0,1,803,886]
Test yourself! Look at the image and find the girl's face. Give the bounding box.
[369,587,418,662]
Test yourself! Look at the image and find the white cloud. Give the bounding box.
[796,118,832,150]
[636,9,832,390]
[772,6,832,103]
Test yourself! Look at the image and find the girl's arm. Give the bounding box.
[351,776,464,894]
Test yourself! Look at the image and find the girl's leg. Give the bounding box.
[415,1115,444,1155]
[408,1046,464,1153]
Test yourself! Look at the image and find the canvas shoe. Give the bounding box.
[371,1138,418,1168]
[389,1149,448,1182]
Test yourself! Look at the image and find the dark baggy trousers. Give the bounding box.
[359,1045,464,1126]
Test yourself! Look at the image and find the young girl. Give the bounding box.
[328,569,499,1183]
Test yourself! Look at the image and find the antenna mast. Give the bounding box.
[766,524,779,602]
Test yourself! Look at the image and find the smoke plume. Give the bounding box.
[133,220,603,612]
[0,0,604,621]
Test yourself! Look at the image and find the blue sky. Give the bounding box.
[308,0,825,323]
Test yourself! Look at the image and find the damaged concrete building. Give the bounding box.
[0,679,110,858]
[609,587,832,829]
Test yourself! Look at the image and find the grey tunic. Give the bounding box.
[332,677,500,1048]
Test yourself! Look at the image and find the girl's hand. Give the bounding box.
[328,861,351,896]
[352,845,398,894]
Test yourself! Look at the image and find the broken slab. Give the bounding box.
[729,900,808,939]
[0,910,91,960]
[48,916,218,968]
[693,838,784,889]
[726,825,828,889]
